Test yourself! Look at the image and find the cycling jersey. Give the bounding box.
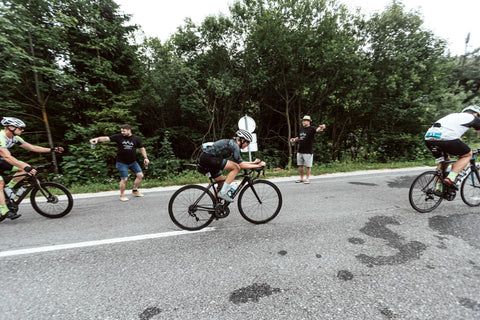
[425,113,480,141]
[0,130,25,149]
[202,139,243,164]
[0,130,25,172]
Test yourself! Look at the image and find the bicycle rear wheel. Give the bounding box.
[238,180,282,224]
[30,182,73,218]
[168,185,216,231]
[461,168,480,206]
[409,171,443,213]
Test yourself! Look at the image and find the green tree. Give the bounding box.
[360,1,449,161]
[0,0,77,168]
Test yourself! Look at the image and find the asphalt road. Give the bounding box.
[1,167,480,320]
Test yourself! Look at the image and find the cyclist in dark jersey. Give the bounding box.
[0,117,64,220]
[198,129,265,202]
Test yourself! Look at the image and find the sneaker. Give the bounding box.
[120,195,129,201]
[218,191,234,203]
[132,190,144,197]
[443,178,458,190]
[4,211,21,220]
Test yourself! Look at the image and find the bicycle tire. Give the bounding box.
[30,182,73,218]
[168,185,216,231]
[461,167,480,206]
[238,180,282,224]
[409,171,443,213]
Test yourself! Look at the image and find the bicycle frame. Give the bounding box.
[5,173,41,208]
[206,168,264,203]
[185,168,264,218]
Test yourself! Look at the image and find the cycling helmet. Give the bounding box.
[462,105,480,115]
[1,117,26,128]
[235,129,253,142]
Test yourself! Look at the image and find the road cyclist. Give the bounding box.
[424,105,480,194]
[0,117,64,220]
[197,129,266,202]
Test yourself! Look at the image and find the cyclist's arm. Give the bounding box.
[19,141,55,153]
[89,136,110,144]
[239,160,265,169]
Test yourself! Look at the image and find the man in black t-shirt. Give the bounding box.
[290,115,326,184]
[90,124,150,201]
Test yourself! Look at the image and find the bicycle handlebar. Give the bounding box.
[245,166,265,180]
[33,162,56,172]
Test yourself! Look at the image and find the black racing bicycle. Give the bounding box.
[168,166,283,231]
[409,147,480,213]
[0,162,73,222]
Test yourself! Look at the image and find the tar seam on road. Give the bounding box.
[0,228,214,258]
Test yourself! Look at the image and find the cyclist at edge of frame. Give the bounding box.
[198,129,266,203]
[0,117,64,220]
[424,105,480,193]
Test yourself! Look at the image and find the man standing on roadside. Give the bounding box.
[89,124,149,201]
[290,115,326,184]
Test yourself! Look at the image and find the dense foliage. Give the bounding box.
[1,0,479,185]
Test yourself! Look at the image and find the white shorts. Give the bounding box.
[297,153,313,167]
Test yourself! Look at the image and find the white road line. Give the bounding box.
[0,228,215,258]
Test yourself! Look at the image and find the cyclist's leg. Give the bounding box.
[440,140,471,184]
[218,160,239,202]
[7,165,23,187]
[0,159,13,208]
[0,159,21,218]
[0,176,7,212]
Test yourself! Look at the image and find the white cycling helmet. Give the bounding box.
[235,129,253,142]
[1,117,26,128]
[462,105,480,115]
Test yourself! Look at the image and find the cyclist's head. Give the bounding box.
[235,129,253,145]
[462,105,480,116]
[1,117,26,135]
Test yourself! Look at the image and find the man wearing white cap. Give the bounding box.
[290,115,326,184]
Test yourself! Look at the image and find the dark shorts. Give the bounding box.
[425,139,471,158]
[198,152,227,179]
[116,161,142,179]
[0,158,19,174]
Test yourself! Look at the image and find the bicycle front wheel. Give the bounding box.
[238,180,282,224]
[168,185,216,231]
[30,182,73,218]
[461,168,480,206]
[409,171,443,213]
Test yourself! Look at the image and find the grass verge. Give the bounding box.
[66,159,433,194]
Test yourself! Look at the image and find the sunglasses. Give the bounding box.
[15,127,24,131]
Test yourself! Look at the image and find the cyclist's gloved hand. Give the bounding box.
[23,166,37,175]
[50,146,64,153]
